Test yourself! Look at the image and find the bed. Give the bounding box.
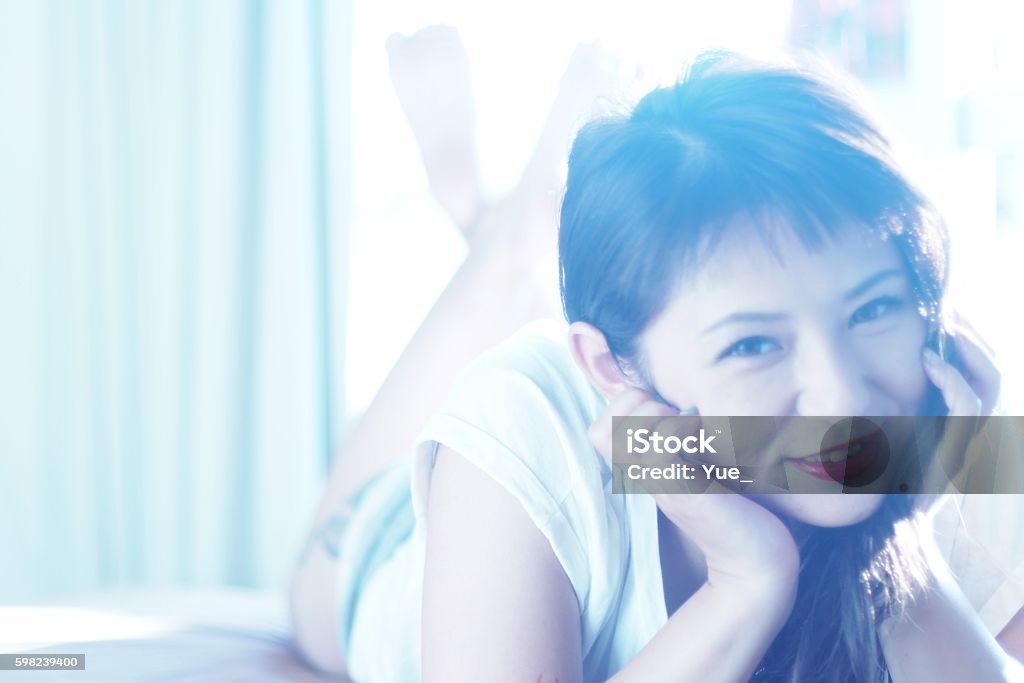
[0,587,339,682]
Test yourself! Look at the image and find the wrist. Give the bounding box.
[707,549,800,618]
[702,537,801,595]
[710,572,799,628]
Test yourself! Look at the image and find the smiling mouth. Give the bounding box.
[786,429,888,485]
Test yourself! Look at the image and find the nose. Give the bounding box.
[794,334,873,416]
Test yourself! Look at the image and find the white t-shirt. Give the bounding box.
[339,319,1024,682]
[932,494,1024,635]
[342,319,669,682]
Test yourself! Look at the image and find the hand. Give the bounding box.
[920,318,1002,496]
[925,314,1001,416]
[588,388,800,591]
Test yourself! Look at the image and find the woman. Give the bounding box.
[292,48,1022,682]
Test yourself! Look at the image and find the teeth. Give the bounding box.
[790,442,865,466]
[818,441,864,463]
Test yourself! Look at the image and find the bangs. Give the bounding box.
[559,50,949,361]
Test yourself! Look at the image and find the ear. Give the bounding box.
[568,321,641,400]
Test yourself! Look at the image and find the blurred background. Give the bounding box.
[2,0,1022,603]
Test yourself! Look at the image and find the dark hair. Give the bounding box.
[558,52,942,682]
[559,51,948,374]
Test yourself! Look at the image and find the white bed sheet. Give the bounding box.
[0,587,341,682]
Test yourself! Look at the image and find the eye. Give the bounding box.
[849,296,904,327]
[717,335,782,361]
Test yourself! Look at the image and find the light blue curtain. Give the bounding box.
[0,0,350,600]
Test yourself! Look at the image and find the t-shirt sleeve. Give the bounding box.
[410,321,611,619]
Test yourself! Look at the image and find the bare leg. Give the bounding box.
[468,42,629,316]
[386,25,483,235]
[290,35,624,677]
[328,41,625,510]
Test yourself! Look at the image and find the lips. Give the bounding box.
[786,428,888,486]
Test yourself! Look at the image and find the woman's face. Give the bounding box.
[639,219,932,526]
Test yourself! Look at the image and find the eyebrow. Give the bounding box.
[840,268,904,302]
[700,268,906,336]
[701,311,788,335]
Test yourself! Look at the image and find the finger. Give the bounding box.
[922,348,984,493]
[923,348,982,417]
[588,389,676,459]
[950,327,1001,414]
[594,399,704,498]
[922,419,982,495]
[588,388,656,445]
[609,387,666,415]
[650,412,706,471]
[628,401,685,440]
[619,412,706,498]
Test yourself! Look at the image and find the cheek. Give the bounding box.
[652,367,770,415]
[686,371,793,416]
[864,321,930,405]
[887,361,930,406]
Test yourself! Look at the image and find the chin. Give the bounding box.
[752,493,886,527]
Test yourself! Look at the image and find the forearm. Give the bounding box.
[879,558,1024,682]
[608,578,795,683]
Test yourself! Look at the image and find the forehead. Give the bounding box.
[677,221,905,311]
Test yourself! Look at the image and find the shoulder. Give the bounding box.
[412,321,635,664]
[413,316,609,560]
[430,319,605,441]
[456,319,598,402]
